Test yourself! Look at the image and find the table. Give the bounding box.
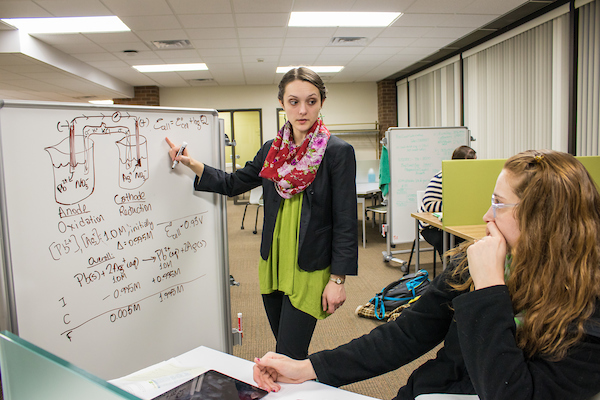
[356,182,381,248]
[411,212,487,270]
[109,345,378,400]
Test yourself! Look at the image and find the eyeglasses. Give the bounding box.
[491,194,518,218]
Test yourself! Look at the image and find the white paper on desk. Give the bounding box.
[108,358,209,400]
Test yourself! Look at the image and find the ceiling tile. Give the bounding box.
[462,0,528,15]
[237,27,286,38]
[405,0,476,14]
[169,0,232,14]
[155,49,202,59]
[86,59,131,69]
[101,0,173,16]
[291,0,355,12]
[241,47,281,56]
[241,55,279,63]
[178,14,235,29]
[234,13,289,28]
[99,42,152,53]
[239,38,283,48]
[202,55,242,64]
[0,2,66,18]
[286,27,337,38]
[284,37,330,47]
[232,0,293,13]
[278,55,318,66]
[314,54,356,64]
[119,15,182,31]
[439,14,498,28]
[33,0,112,17]
[349,0,414,12]
[197,48,240,57]
[411,37,457,47]
[424,27,474,38]
[192,38,239,49]
[379,26,433,38]
[114,51,161,61]
[186,28,238,40]
[369,37,416,47]
[82,32,141,44]
[135,29,188,42]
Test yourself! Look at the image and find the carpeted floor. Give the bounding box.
[226,197,443,400]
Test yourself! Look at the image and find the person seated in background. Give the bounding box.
[253,149,600,400]
[419,145,477,260]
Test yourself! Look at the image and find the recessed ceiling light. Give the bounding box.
[288,12,402,27]
[0,16,130,34]
[276,66,344,74]
[133,63,208,73]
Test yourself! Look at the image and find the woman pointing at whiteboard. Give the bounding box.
[166,67,358,360]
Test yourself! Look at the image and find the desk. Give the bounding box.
[411,213,487,270]
[356,182,381,248]
[110,346,378,400]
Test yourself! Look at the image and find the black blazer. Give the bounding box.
[195,135,358,276]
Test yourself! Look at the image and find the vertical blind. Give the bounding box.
[400,6,582,159]
[407,59,461,127]
[577,0,600,155]
[463,16,569,159]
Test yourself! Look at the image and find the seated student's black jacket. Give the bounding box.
[309,261,600,400]
[194,136,358,277]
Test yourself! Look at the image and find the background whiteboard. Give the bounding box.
[0,100,231,380]
[386,126,470,244]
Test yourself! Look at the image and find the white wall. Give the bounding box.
[160,83,378,156]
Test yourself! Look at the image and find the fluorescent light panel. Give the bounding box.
[289,12,401,27]
[1,16,130,33]
[133,63,208,73]
[276,66,344,74]
[89,100,114,105]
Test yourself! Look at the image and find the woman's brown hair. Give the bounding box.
[277,67,327,103]
[451,150,600,360]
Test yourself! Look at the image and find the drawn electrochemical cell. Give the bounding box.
[116,133,149,190]
[45,132,95,205]
[46,112,150,204]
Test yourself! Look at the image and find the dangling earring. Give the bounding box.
[319,111,324,122]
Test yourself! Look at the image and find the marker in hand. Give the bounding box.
[171,141,188,169]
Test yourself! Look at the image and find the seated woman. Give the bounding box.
[253,149,600,400]
[419,145,477,260]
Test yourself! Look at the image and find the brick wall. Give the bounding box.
[113,86,160,106]
[377,79,397,154]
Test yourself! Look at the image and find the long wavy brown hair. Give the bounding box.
[450,150,600,360]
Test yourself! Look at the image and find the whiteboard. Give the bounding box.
[0,100,231,380]
[386,127,470,244]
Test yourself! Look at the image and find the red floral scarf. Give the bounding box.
[259,118,330,199]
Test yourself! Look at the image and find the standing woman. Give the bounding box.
[166,67,358,360]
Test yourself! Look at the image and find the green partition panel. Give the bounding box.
[442,159,504,227]
[577,156,600,189]
[0,331,140,400]
[442,156,600,227]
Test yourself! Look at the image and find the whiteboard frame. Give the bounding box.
[0,100,233,376]
[386,126,471,245]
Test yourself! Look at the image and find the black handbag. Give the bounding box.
[370,269,431,320]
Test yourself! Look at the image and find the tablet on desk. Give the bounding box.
[151,369,268,400]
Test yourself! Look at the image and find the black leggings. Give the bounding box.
[262,291,317,360]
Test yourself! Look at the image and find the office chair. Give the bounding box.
[406,190,437,277]
[241,186,263,234]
